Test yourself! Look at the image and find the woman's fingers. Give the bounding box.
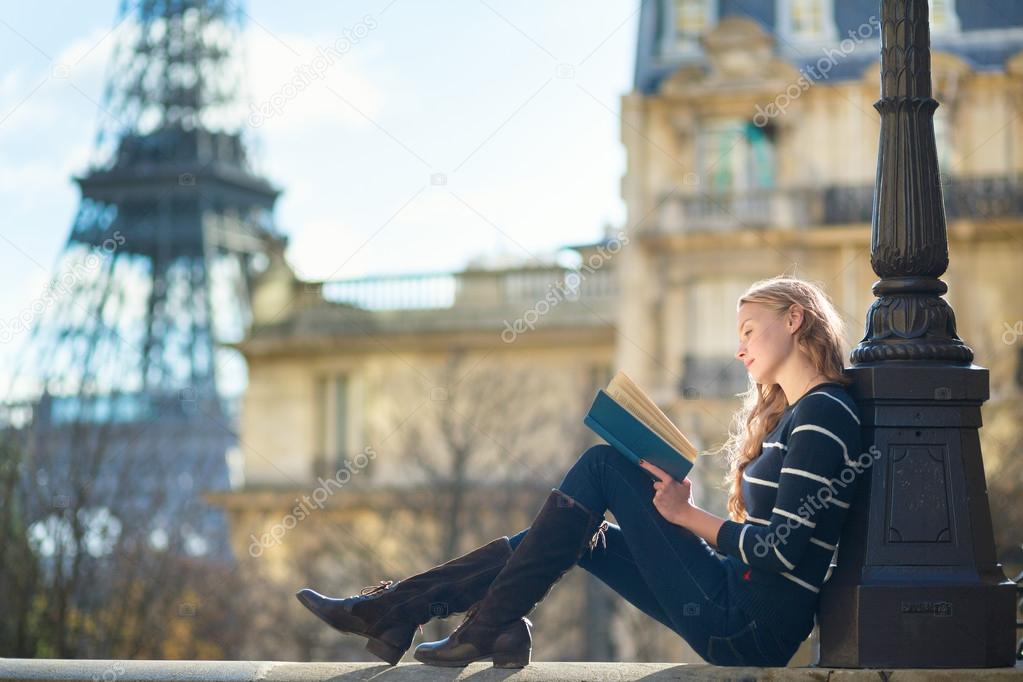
[638,458,672,483]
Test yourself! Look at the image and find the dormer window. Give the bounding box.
[661,0,716,54]
[929,0,960,35]
[778,0,837,43]
[675,0,712,38]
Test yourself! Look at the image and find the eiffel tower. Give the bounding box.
[4,0,284,562]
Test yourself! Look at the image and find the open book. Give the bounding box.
[583,370,697,482]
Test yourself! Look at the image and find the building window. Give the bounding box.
[929,0,960,35]
[697,120,776,192]
[680,277,751,398]
[778,0,837,43]
[688,277,751,357]
[661,0,716,54]
[675,0,711,38]
[790,0,823,37]
[316,373,352,476]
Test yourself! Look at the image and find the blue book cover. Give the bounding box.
[583,388,695,483]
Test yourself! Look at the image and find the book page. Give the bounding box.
[604,370,697,461]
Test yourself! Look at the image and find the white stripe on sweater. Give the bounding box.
[781,571,820,593]
[774,545,795,570]
[738,525,749,565]
[791,423,853,466]
[773,506,816,528]
[780,467,833,485]
[763,441,788,451]
[746,514,770,525]
[810,537,837,551]
[805,391,860,424]
[743,470,779,488]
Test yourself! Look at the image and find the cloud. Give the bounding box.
[242,22,385,135]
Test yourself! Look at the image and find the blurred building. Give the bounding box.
[212,0,1023,664]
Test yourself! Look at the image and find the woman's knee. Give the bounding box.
[580,444,616,467]
[558,444,619,511]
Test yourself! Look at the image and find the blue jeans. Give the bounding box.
[507,444,809,666]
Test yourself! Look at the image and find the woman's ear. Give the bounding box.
[786,303,804,334]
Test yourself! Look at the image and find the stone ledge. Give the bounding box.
[1,660,1022,682]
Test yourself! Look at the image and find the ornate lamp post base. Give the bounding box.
[818,364,1017,668]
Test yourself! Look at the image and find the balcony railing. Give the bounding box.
[658,187,821,232]
[319,265,617,311]
[654,175,1023,233]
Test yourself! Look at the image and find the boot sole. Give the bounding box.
[365,636,405,665]
[415,648,531,668]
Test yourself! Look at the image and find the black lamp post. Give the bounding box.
[816,0,1017,667]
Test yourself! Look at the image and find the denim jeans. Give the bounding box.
[507,444,810,666]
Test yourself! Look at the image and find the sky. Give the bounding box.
[0,0,638,377]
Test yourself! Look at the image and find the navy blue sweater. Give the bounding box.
[716,382,864,616]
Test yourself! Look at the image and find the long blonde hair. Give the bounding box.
[719,275,851,522]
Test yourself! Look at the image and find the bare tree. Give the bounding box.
[0,400,249,658]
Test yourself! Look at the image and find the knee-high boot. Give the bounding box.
[296,535,512,664]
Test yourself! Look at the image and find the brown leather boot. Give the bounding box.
[296,535,512,664]
[413,489,608,668]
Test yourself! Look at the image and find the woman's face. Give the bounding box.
[734,301,797,386]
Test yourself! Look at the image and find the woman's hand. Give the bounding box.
[638,459,696,527]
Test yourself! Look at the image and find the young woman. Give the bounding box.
[296,275,863,668]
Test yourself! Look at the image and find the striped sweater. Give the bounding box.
[716,382,864,602]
